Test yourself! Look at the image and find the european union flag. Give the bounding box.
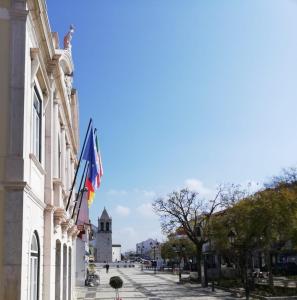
[82,126,100,186]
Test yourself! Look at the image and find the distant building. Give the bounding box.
[93,208,113,263]
[112,244,122,262]
[136,239,161,260]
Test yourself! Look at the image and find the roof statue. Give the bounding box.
[63,25,75,50]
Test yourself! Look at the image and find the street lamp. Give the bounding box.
[172,244,185,282]
[150,241,159,274]
[137,244,145,271]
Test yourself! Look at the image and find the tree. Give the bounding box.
[210,178,297,293]
[161,236,196,263]
[152,188,222,280]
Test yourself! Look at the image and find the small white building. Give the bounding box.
[112,245,122,262]
[75,227,90,286]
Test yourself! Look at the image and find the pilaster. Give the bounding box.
[3,5,28,300]
[43,205,55,300]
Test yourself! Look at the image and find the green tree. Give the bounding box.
[210,179,297,293]
[161,236,196,263]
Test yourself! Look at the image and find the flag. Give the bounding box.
[82,126,100,206]
[95,133,103,189]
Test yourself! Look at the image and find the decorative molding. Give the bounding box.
[54,207,67,232]
[29,153,46,175]
[45,204,55,213]
[24,184,47,211]
[47,53,61,75]
[53,177,63,187]
[2,181,46,213]
[68,224,80,241]
[61,220,71,235]
[30,48,40,85]
[2,180,28,191]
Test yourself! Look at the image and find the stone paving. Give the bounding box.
[75,266,237,300]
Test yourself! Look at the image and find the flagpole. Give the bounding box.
[71,160,88,219]
[75,164,90,225]
[66,118,92,211]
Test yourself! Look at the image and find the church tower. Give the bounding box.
[96,208,112,262]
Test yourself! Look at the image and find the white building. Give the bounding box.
[75,227,90,287]
[75,192,91,287]
[136,239,161,260]
[112,244,122,262]
[0,1,81,299]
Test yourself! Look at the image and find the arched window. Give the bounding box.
[30,231,40,300]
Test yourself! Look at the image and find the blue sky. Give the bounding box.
[48,0,297,251]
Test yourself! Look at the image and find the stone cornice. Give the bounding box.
[2,180,28,191]
[47,53,61,75]
[27,0,55,62]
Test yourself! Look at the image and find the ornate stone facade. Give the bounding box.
[0,1,80,299]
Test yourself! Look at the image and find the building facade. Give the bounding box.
[136,238,160,259]
[112,244,122,262]
[0,1,80,299]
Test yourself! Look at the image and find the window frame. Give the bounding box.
[29,231,40,300]
[32,86,42,163]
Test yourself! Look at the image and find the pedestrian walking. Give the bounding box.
[105,263,110,273]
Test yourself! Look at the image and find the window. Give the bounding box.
[100,222,104,231]
[106,222,109,232]
[32,87,42,162]
[30,232,40,300]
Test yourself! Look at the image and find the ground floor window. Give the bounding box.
[30,231,40,300]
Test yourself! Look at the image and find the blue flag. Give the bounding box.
[82,126,100,185]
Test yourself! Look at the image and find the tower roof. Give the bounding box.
[99,207,111,220]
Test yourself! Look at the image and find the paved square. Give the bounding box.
[75,266,237,299]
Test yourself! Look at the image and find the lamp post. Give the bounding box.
[228,230,250,300]
[150,241,159,274]
[172,244,185,283]
[137,244,145,271]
